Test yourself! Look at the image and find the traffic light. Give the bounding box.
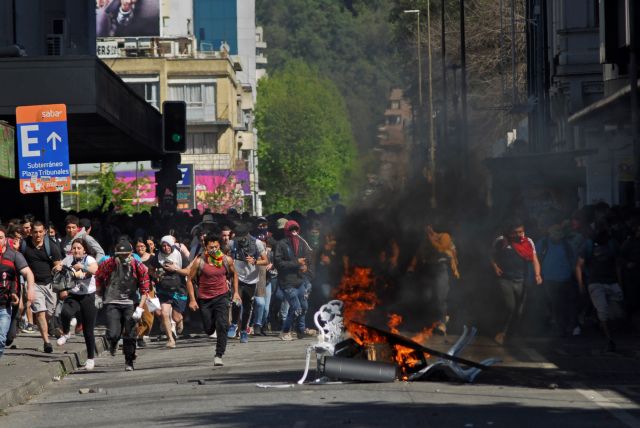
[162,101,186,153]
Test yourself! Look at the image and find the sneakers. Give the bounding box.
[209,331,217,339]
[296,330,308,340]
[166,339,176,349]
[176,319,184,335]
[43,342,53,353]
[69,318,77,337]
[109,343,118,356]
[21,324,38,334]
[304,328,318,336]
[494,332,506,346]
[136,338,146,348]
[214,356,224,366]
[259,325,268,336]
[56,334,70,346]
[227,323,238,338]
[84,359,95,370]
[279,332,294,341]
[125,364,134,371]
[240,331,249,343]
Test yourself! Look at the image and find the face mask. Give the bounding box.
[208,249,223,258]
[291,231,299,237]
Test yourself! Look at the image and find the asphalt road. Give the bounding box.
[2,333,640,428]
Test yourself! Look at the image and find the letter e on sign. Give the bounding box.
[20,124,40,157]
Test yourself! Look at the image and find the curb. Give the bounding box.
[0,336,108,410]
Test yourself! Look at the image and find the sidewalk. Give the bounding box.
[0,331,107,410]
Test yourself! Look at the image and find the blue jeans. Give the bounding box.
[0,306,12,359]
[281,286,308,333]
[253,281,272,327]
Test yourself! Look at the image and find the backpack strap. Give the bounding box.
[44,236,51,259]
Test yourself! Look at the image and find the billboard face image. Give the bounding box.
[96,0,160,37]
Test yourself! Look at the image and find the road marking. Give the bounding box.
[571,382,640,428]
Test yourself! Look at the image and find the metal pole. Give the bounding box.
[417,12,423,107]
[441,0,448,154]
[427,0,437,208]
[511,0,517,104]
[630,0,640,206]
[75,163,79,211]
[43,194,49,226]
[460,0,469,173]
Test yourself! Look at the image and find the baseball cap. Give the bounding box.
[202,213,216,224]
[277,218,288,230]
[115,241,133,254]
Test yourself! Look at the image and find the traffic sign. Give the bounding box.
[16,104,71,194]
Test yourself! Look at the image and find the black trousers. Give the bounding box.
[199,294,230,357]
[105,303,137,364]
[60,293,97,359]
[231,282,256,331]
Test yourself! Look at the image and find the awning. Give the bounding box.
[0,56,162,163]
[568,79,640,125]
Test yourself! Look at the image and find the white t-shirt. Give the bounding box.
[62,254,97,295]
[234,239,266,284]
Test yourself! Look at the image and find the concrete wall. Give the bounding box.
[10,0,95,56]
[161,0,193,37]
[236,0,256,96]
[108,56,241,164]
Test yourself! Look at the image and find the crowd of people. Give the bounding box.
[0,200,637,372]
[491,202,640,352]
[0,207,344,371]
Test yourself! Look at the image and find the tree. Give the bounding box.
[256,60,357,212]
[256,0,403,154]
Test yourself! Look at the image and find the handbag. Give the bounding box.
[146,296,161,312]
[52,265,77,293]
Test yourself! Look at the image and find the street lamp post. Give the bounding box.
[405,7,437,208]
[404,10,423,106]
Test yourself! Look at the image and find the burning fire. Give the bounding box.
[335,265,436,380]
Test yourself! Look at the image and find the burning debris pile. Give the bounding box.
[297,266,500,384]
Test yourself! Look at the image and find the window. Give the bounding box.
[122,76,160,109]
[391,101,400,109]
[168,81,216,122]
[125,81,160,109]
[186,132,218,154]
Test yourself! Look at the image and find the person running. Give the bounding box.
[150,235,189,348]
[134,238,155,348]
[274,220,314,341]
[95,240,149,371]
[21,221,63,353]
[55,238,99,370]
[186,234,239,366]
[491,218,542,345]
[227,223,268,343]
[0,225,35,359]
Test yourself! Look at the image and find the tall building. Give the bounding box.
[93,0,266,213]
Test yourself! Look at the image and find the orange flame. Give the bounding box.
[388,313,403,334]
[335,263,437,379]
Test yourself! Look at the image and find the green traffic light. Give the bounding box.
[172,134,182,143]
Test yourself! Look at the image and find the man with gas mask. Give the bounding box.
[95,240,149,371]
[227,223,268,343]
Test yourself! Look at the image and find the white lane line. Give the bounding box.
[571,382,640,428]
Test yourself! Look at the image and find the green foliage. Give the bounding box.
[256,0,404,153]
[256,61,357,213]
[78,164,153,214]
